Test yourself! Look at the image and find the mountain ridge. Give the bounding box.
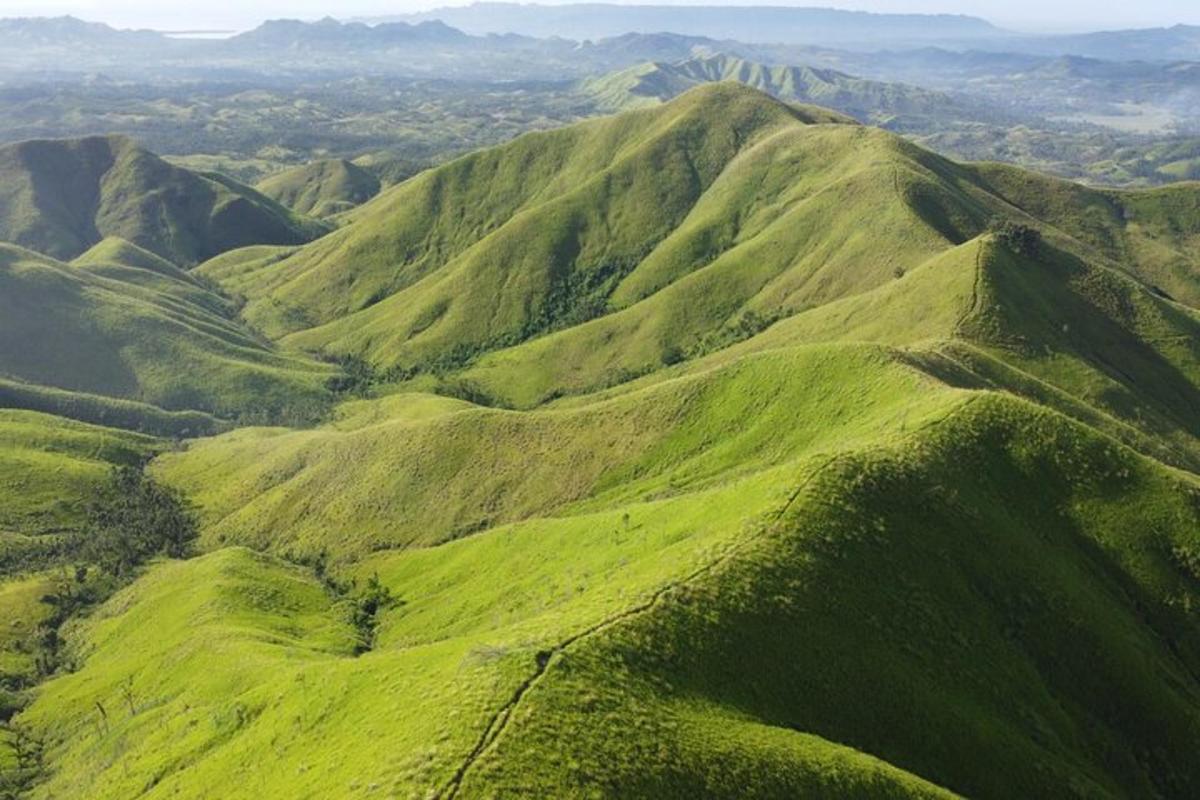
[0,134,328,266]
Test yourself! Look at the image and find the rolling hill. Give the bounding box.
[0,241,332,423]
[3,84,1199,799]
[255,159,383,218]
[0,135,327,266]
[580,54,976,124]
[196,84,1199,458]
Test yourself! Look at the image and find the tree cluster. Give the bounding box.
[78,466,199,578]
[990,219,1042,258]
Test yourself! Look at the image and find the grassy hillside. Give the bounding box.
[18,388,1200,798]
[5,85,1200,799]
[255,159,382,218]
[0,409,158,577]
[581,54,971,124]
[0,243,333,422]
[0,135,328,266]
[964,162,1200,307]
[199,83,852,347]
[0,378,223,439]
[153,345,964,559]
[195,85,1200,426]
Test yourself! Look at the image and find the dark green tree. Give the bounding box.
[81,466,198,577]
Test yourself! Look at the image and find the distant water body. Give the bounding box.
[160,31,238,40]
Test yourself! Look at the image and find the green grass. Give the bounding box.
[0,573,55,686]
[153,344,964,560]
[255,159,382,218]
[0,378,224,438]
[0,410,157,542]
[0,135,328,266]
[5,84,1200,799]
[0,242,334,422]
[193,84,1200,423]
[17,391,1200,798]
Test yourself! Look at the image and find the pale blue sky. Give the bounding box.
[5,0,1198,34]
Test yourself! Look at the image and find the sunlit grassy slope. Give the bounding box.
[7,85,1200,799]
[255,159,382,218]
[154,345,964,559]
[197,86,1200,440]
[0,135,327,266]
[0,409,159,585]
[0,242,333,422]
[22,390,1200,799]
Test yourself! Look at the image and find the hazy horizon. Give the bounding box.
[4,0,1199,36]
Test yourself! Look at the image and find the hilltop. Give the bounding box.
[0,135,327,266]
[198,84,1199,459]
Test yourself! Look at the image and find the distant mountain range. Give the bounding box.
[1,13,1199,81]
[0,15,162,44]
[364,3,1003,47]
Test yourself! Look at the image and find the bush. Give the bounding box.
[349,574,400,654]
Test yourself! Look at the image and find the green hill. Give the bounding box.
[255,159,382,218]
[197,85,1200,462]
[198,84,855,352]
[0,135,328,266]
[0,242,332,422]
[19,380,1200,799]
[3,84,1200,799]
[580,53,972,124]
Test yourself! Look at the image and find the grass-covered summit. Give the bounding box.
[0,134,327,266]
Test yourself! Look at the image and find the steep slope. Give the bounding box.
[195,83,1200,453]
[0,135,327,266]
[0,243,332,422]
[254,159,382,218]
[963,162,1200,307]
[204,85,850,346]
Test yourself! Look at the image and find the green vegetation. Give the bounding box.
[78,466,197,578]
[0,242,333,423]
[581,54,971,126]
[2,84,1199,798]
[0,135,327,266]
[255,159,382,218]
[0,410,157,559]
